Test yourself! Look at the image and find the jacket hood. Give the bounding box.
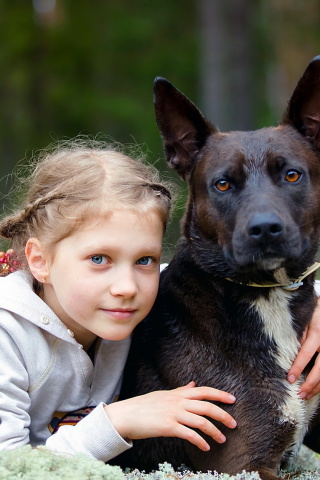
[0,271,80,345]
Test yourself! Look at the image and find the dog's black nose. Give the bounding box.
[247,213,283,242]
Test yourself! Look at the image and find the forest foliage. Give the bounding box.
[1,1,320,255]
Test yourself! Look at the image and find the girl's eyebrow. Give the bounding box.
[82,244,163,255]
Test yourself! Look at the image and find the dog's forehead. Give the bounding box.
[201,125,312,171]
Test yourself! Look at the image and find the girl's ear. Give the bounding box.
[25,238,50,283]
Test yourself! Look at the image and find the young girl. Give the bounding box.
[0,139,237,462]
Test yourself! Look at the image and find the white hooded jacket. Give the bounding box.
[0,270,132,461]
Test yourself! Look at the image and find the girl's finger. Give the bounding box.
[176,381,196,390]
[185,400,237,429]
[172,424,212,451]
[288,339,320,383]
[299,357,320,397]
[180,386,236,404]
[305,381,320,399]
[289,297,320,383]
[173,413,226,450]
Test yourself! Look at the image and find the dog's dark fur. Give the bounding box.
[113,57,320,480]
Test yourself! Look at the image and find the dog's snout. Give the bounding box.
[247,213,283,242]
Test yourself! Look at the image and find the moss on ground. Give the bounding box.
[0,445,319,480]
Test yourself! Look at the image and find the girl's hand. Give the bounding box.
[288,297,320,399]
[104,382,237,452]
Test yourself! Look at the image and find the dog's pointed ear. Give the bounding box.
[154,77,218,180]
[282,56,320,148]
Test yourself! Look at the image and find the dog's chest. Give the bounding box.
[252,288,299,373]
[252,288,314,447]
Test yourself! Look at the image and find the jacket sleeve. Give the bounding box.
[0,324,132,461]
[0,328,32,449]
[45,402,132,461]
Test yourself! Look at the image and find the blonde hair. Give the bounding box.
[0,138,173,271]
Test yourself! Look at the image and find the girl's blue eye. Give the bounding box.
[91,255,108,265]
[136,256,154,266]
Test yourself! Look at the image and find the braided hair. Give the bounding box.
[0,138,174,273]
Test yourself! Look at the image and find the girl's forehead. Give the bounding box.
[80,207,164,230]
[63,209,164,254]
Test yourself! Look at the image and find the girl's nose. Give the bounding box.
[109,267,138,298]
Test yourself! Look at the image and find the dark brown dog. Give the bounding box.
[114,57,320,480]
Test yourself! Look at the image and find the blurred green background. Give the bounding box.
[1,0,320,260]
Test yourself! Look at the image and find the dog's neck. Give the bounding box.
[225,262,320,291]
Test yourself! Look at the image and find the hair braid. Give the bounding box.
[0,212,26,239]
[0,137,175,275]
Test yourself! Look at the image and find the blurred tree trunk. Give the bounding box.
[197,0,268,131]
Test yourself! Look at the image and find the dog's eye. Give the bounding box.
[215,180,231,192]
[285,170,301,183]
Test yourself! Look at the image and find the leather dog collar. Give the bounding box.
[226,262,320,291]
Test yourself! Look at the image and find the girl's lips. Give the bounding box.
[101,309,136,320]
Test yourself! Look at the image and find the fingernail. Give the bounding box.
[230,419,237,428]
[204,444,210,451]
[220,434,226,443]
[306,394,313,400]
[228,394,236,402]
[288,375,296,383]
[299,391,307,399]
